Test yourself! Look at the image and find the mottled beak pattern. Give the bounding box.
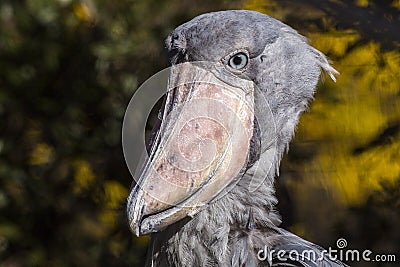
[127,63,255,235]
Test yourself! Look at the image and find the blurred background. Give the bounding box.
[0,0,399,266]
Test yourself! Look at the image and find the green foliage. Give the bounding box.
[0,0,241,265]
[245,0,400,265]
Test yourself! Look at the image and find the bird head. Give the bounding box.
[126,10,337,236]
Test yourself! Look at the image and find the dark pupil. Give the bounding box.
[233,55,242,66]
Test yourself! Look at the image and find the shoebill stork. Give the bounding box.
[126,10,346,266]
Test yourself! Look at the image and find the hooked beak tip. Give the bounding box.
[127,187,145,236]
[131,222,140,237]
[128,211,142,237]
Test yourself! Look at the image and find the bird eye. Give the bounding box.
[228,52,248,70]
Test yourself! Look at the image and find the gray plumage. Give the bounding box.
[130,10,345,266]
